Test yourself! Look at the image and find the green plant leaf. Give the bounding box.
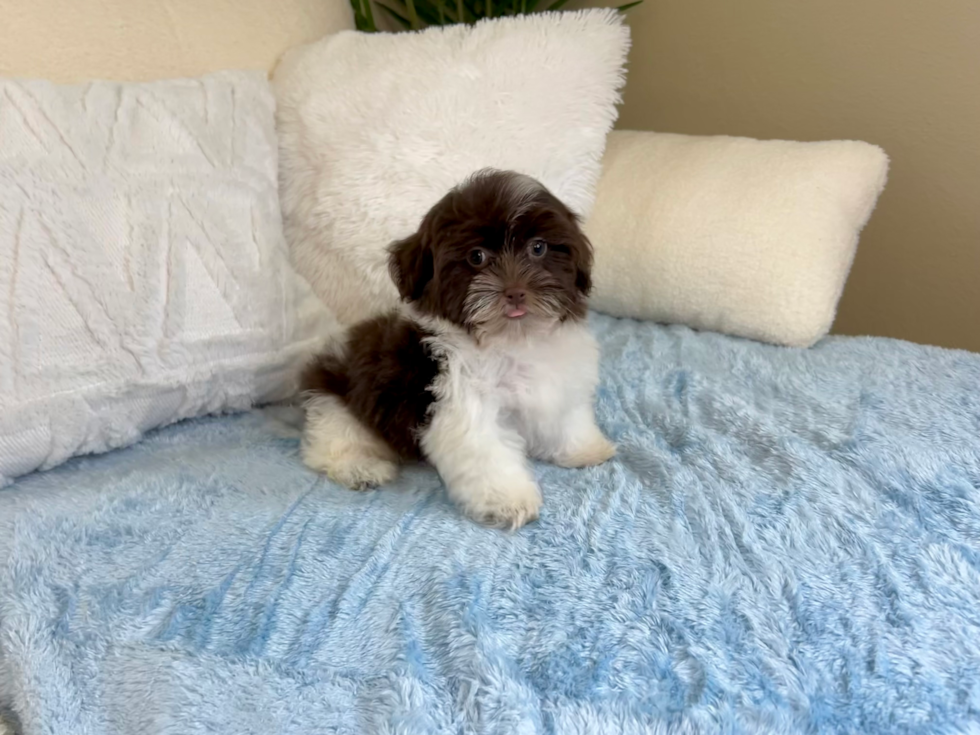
[366,0,379,30]
[375,0,413,27]
[411,0,451,25]
[404,0,421,28]
[350,0,376,31]
[352,0,638,30]
[460,0,482,22]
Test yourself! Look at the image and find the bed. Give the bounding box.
[2,313,979,734]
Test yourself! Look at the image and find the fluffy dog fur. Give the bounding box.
[301,170,615,529]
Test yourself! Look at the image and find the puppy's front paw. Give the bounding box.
[461,479,542,531]
[555,434,617,468]
[301,433,399,490]
[302,395,399,489]
[327,454,399,490]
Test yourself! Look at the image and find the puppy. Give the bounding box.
[301,169,615,529]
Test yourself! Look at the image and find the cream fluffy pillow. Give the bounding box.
[274,10,630,325]
[586,131,889,347]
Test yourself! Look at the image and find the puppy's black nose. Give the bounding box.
[504,288,526,306]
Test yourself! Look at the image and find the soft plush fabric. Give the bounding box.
[0,72,338,486]
[0,0,353,82]
[585,131,890,347]
[274,11,630,325]
[3,313,979,734]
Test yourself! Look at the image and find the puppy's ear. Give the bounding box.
[388,232,433,302]
[571,230,594,297]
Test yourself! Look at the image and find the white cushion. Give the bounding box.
[0,72,338,484]
[586,131,889,347]
[274,10,630,325]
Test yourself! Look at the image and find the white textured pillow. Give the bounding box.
[0,72,338,484]
[274,10,630,325]
[586,131,889,347]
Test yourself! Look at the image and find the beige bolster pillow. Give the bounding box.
[586,130,889,347]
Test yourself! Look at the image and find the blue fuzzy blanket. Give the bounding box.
[2,314,980,734]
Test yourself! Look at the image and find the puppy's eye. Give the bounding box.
[528,240,548,259]
[467,248,490,268]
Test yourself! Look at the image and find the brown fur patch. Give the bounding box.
[302,313,440,459]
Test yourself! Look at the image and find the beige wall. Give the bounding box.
[0,0,353,82]
[616,0,980,352]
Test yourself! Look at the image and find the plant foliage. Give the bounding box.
[350,0,640,33]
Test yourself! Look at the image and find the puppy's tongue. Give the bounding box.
[506,306,527,319]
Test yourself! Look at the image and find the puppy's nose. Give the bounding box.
[504,288,526,306]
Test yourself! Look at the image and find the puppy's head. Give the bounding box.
[388,169,593,336]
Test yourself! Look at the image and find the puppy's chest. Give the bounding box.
[473,346,567,412]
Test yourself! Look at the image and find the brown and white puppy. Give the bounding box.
[301,169,615,529]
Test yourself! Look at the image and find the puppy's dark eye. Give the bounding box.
[528,240,548,259]
[467,247,490,268]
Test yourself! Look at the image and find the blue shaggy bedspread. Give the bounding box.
[2,314,980,735]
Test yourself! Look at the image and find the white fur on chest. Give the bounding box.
[415,313,601,463]
[422,317,599,416]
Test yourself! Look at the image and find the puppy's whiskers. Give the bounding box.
[464,272,506,329]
